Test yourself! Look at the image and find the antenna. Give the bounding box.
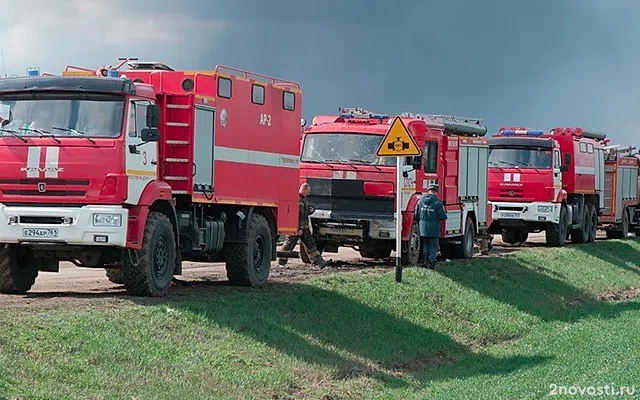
[0,46,6,78]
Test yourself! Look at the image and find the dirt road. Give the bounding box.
[0,231,586,309]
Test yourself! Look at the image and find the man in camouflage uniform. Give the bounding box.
[278,183,330,268]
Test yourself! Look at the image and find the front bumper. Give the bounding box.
[0,204,128,247]
[490,201,560,224]
[311,209,396,240]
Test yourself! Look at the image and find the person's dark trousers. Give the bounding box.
[420,236,439,269]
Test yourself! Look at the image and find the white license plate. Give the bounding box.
[22,228,59,238]
[501,212,520,218]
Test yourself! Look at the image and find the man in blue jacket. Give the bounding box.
[415,184,447,269]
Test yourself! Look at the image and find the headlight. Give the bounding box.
[537,206,553,213]
[93,213,122,227]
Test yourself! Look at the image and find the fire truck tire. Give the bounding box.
[501,228,528,244]
[105,268,124,284]
[224,213,271,288]
[0,244,38,294]
[546,205,568,246]
[359,242,392,259]
[453,216,475,259]
[121,211,176,297]
[571,207,589,244]
[401,220,420,266]
[587,204,598,243]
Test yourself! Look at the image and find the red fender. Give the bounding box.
[556,189,568,204]
[401,193,423,241]
[126,180,174,249]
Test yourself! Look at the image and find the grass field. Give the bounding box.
[1,240,640,399]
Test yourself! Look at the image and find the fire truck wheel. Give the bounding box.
[225,213,271,288]
[501,228,528,244]
[587,204,598,243]
[401,220,420,266]
[121,211,176,297]
[0,244,38,294]
[359,242,392,259]
[570,206,589,244]
[453,216,475,259]
[546,204,568,247]
[105,267,124,285]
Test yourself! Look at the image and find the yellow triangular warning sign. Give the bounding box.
[376,116,421,157]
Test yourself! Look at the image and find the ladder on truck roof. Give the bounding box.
[401,113,488,137]
[604,145,638,160]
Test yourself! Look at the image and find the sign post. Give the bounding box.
[376,116,421,282]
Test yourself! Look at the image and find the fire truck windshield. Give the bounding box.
[0,93,124,139]
[301,132,396,166]
[488,147,552,169]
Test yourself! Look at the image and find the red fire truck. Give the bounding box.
[0,59,302,296]
[299,107,493,265]
[598,145,640,238]
[487,127,607,246]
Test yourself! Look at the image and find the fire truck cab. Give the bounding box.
[487,127,607,246]
[300,107,493,265]
[0,59,302,296]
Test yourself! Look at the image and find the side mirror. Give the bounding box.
[411,156,422,170]
[560,164,569,172]
[301,118,307,127]
[146,104,161,128]
[141,127,160,142]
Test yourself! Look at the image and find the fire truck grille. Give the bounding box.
[498,188,525,198]
[0,178,90,197]
[306,177,394,219]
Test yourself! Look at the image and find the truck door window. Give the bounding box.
[554,150,561,169]
[127,103,137,137]
[135,102,150,137]
[423,141,438,173]
[128,101,151,138]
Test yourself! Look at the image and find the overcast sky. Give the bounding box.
[0,0,638,144]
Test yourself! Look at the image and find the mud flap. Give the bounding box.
[475,233,494,255]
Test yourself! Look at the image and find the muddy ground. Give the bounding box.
[0,231,605,309]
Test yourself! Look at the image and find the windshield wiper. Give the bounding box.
[0,128,27,142]
[520,161,539,172]
[497,159,520,168]
[348,159,382,171]
[18,127,61,144]
[51,127,96,144]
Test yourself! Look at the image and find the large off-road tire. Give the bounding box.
[607,208,629,239]
[121,211,176,297]
[359,241,393,259]
[571,205,589,244]
[400,219,420,266]
[453,216,475,259]
[0,244,38,294]
[587,203,598,243]
[105,267,124,284]
[501,228,528,244]
[225,213,272,287]
[622,209,630,238]
[546,204,568,246]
